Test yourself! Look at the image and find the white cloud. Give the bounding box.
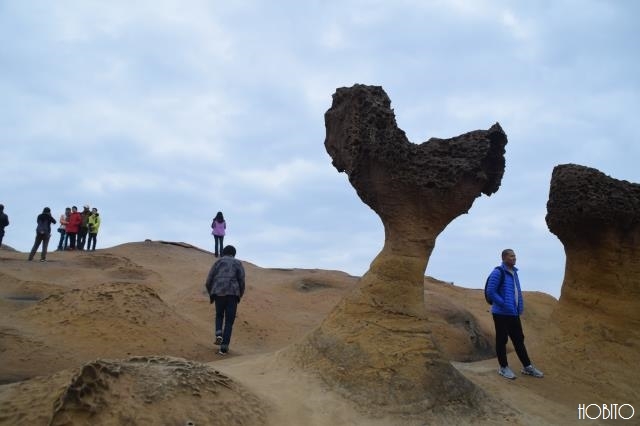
[1,0,639,300]
[233,158,332,196]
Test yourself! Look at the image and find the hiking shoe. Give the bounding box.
[40,259,47,262]
[522,365,544,378]
[215,336,223,345]
[498,366,516,380]
[217,349,228,356]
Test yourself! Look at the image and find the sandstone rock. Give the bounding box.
[0,356,269,426]
[290,84,508,416]
[546,163,640,320]
[544,164,640,402]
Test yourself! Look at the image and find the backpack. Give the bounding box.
[36,217,49,235]
[484,267,505,305]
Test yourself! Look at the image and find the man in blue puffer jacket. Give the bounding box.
[487,248,544,380]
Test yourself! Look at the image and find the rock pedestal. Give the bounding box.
[546,164,640,321]
[291,85,508,413]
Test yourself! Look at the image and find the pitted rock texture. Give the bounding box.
[290,84,508,416]
[546,164,640,320]
[0,356,269,426]
[325,84,506,256]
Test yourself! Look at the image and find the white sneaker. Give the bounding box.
[498,366,516,380]
[521,364,544,378]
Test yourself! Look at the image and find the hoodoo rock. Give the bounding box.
[290,85,508,415]
[546,164,640,320]
[544,164,640,401]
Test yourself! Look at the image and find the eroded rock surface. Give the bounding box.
[546,164,640,320]
[0,356,269,426]
[290,84,508,416]
[544,164,640,401]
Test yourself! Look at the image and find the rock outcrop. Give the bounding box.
[290,84,508,415]
[544,164,640,401]
[0,356,269,425]
[546,164,640,321]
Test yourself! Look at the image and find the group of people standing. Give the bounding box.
[23,204,102,262]
[55,205,101,253]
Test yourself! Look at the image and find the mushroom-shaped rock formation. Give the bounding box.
[290,84,508,415]
[546,164,640,321]
[545,164,640,401]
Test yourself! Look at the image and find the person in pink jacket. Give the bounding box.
[65,206,83,250]
[211,211,226,257]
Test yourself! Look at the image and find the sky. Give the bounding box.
[1,0,639,299]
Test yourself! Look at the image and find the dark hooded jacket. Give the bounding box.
[205,255,245,300]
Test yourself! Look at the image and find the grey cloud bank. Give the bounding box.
[2,1,639,299]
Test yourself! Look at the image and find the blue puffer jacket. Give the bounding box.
[487,263,524,316]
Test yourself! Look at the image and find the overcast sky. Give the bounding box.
[2,1,638,298]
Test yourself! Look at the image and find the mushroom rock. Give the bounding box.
[546,164,640,322]
[289,84,508,414]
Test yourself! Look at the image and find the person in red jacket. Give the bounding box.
[65,206,83,250]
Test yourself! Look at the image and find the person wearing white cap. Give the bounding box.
[77,205,91,250]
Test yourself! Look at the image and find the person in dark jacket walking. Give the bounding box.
[204,245,245,355]
[28,207,57,262]
[0,204,8,248]
[486,248,543,380]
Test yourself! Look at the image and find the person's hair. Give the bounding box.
[501,248,514,259]
[215,211,224,222]
[222,245,236,257]
[0,204,4,211]
[43,207,51,214]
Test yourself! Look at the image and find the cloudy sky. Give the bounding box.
[2,1,638,298]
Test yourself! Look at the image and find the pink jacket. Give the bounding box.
[211,220,226,236]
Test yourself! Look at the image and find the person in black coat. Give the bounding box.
[0,204,8,248]
[28,207,57,262]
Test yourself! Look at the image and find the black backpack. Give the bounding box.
[484,267,505,305]
[36,217,50,235]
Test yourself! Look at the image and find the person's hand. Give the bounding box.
[209,295,215,304]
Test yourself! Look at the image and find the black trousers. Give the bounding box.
[214,235,224,256]
[492,313,531,368]
[29,233,50,260]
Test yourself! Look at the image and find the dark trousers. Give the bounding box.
[214,235,224,256]
[57,230,66,250]
[492,313,531,368]
[29,233,51,260]
[214,295,238,349]
[67,232,77,249]
[78,227,88,249]
[88,233,97,251]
